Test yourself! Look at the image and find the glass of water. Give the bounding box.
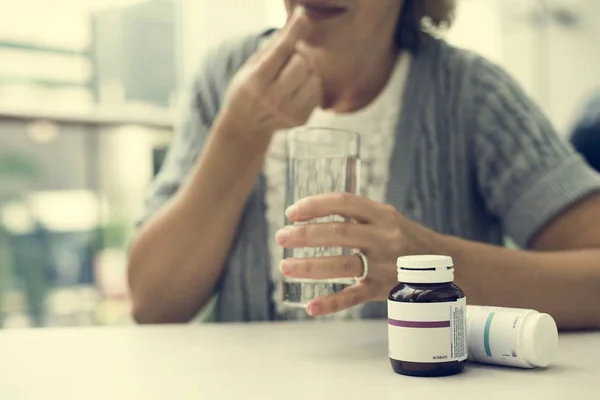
[283,127,361,308]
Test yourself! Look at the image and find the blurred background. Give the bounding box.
[0,0,598,329]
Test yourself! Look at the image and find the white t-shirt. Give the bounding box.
[264,52,411,320]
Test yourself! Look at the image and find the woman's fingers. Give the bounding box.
[289,73,323,110]
[306,285,370,317]
[258,10,309,82]
[276,52,312,96]
[280,254,365,279]
[286,193,393,224]
[222,7,317,134]
[275,222,379,251]
[278,54,321,122]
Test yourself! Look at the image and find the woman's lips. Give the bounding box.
[299,4,347,20]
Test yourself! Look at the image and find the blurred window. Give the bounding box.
[0,0,175,328]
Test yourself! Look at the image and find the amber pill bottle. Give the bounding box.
[388,255,467,377]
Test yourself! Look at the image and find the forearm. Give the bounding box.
[434,233,600,330]
[128,114,270,324]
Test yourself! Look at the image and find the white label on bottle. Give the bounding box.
[466,306,531,368]
[388,298,467,363]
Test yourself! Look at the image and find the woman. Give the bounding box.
[128,0,600,329]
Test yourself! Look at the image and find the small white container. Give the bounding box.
[466,305,559,368]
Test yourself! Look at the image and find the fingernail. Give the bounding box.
[285,204,298,219]
[280,260,292,275]
[307,303,322,316]
[294,4,306,17]
[276,227,293,243]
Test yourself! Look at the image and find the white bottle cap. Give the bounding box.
[396,255,454,284]
[521,312,559,368]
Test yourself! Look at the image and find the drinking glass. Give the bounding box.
[282,127,361,307]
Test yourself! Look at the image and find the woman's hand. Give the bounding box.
[276,193,442,316]
[218,9,322,146]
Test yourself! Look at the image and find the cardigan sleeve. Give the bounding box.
[471,58,600,248]
[136,34,260,228]
[134,34,262,323]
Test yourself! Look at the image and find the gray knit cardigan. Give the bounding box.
[139,31,600,322]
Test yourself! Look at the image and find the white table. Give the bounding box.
[0,321,598,400]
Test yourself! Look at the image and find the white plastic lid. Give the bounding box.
[521,312,559,368]
[396,255,455,284]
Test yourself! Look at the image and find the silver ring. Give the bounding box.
[356,251,369,281]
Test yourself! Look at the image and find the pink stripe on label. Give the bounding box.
[388,318,450,328]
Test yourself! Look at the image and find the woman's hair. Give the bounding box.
[396,0,456,53]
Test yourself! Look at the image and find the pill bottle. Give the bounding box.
[388,255,468,377]
[466,305,558,368]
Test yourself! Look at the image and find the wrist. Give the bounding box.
[404,220,452,256]
[213,108,274,152]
